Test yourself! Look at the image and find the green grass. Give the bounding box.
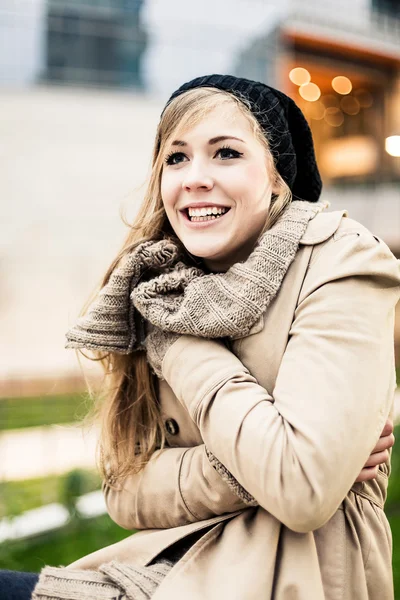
[0,393,90,430]
[0,470,101,519]
[385,425,400,597]
[0,514,133,572]
[390,514,400,598]
[385,423,400,512]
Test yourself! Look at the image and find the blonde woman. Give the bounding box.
[4,75,399,600]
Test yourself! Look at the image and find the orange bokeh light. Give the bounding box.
[332,76,352,95]
[289,67,311,86]
[299,82,321,102]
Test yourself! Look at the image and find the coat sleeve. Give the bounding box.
[103,443,251,530]
[162,230,400,533]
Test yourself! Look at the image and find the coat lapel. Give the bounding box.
[232,210,347,391]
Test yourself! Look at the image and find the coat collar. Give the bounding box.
[300,209,348,245]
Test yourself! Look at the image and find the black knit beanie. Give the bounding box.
[164,74,322,203]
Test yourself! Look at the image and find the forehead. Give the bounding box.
[172,102,255,143]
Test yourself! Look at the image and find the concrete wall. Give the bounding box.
[1,86,163,384]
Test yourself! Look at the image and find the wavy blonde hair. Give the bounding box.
[83,87,292,482]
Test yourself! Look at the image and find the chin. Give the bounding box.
[184,242,227,261]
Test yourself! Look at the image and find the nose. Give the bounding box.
[182,161,214,192]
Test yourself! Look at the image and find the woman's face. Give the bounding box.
[160,102,275,272]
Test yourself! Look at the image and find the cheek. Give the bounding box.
[246,162,269,189]
[225,163,269,203]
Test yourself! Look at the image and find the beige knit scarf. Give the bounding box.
[66,200,327,353]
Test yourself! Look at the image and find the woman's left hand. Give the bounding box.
[355,419,395,483]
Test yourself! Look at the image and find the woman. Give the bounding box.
[3,74,399,599]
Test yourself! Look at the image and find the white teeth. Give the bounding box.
[187,206,228,218]
[189,213,225,222]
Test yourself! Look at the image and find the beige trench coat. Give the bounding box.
[69,210,400,599]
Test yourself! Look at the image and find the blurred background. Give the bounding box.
[1,0,400,591]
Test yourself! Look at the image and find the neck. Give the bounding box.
[202,235,260,273]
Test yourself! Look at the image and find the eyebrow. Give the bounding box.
[171,135,245,146]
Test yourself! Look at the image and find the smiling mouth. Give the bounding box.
[184,206,231,222]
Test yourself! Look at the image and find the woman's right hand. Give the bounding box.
[355,419,395,483]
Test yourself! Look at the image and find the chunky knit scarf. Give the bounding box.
[66,200,327,353]
[32,558,174,600]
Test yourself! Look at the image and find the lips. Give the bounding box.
[180,201,229,211]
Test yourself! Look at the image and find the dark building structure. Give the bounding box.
[46,0,147,87]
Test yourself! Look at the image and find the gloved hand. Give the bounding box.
[143,321,180,379]
[65,239,181,354]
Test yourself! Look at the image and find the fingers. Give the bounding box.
[354,420,395,484]
[370,433,395,455]
[380,419,394,437]
[364,449,390,468]
[355,466,379,483]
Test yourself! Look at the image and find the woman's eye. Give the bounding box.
[165,152,187,166]
[165,147,243,165]
[215,147,243,160]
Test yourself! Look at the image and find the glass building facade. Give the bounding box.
[46,0,147,87]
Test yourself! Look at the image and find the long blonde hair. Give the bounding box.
[83,87,292,482]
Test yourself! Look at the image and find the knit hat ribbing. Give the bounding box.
[164,74,322,203]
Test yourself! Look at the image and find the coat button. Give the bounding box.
[165,418,179,436]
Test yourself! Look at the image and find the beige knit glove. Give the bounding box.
[143,322,180,379]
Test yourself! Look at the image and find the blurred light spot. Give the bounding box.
[307,100,325,120]
[0,504,70,543]
[325,107,344,127]
[354,89,373,108]
[289,67,311,86]
[321,136,378,177]
[299,82,321,102]
[321,94,339,108]
[76,491,106,518]
[332,76,352,95]
[340,96,360,115]
[385,136,400,157]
